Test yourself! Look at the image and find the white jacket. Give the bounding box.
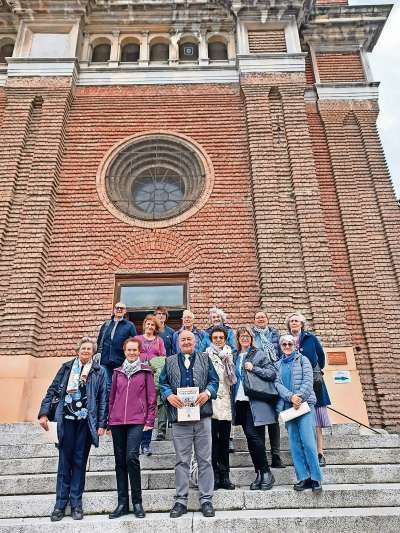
[207,347,233,421]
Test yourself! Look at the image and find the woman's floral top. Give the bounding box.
[63,382,88,420]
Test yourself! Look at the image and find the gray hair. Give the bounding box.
[76,336,97,354]
[279,334,296,346]
[182,309,195,319]
[284,311,307,331]
[208,306,227,324]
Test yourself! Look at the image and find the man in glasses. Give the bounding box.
[97,302,137,390]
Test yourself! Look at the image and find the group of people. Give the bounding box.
[38,304,331,521]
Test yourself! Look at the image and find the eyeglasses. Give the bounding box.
[212,336,225,341]
[281,342,294,347]
[239,334,251,339]
[115,306,126,311]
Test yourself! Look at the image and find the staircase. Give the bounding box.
[0,423,399,532]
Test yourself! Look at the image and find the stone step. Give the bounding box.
[1,433,399,458]
[1,507,400,533]
[1,484,400,519]
[1,464,400,496]
[1,447,400,476]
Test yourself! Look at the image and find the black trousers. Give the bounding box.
[211,419,231,474]
[111,424,144,506]
[267,422,281,456]
[235,401,269,473]
[56,419,92,509]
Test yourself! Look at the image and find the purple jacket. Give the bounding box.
[108,365,157,427]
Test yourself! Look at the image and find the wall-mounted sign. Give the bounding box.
[328,351,348,365]
[333,370,351,384]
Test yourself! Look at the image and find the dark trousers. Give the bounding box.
[56,419,92,509]
[267,422,281,456]
[211,419,231,474]
[111,424,144,506]
[235,401,269,473]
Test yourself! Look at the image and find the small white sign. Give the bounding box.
[334,370,351,384]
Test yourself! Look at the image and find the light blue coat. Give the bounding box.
[274,352,316,413]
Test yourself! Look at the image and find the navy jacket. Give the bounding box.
[38,359,108,447]
[298,330,331,407]
[160,324,176,357]
[97,316,137,368]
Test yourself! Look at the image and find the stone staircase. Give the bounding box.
[0,423,399,532]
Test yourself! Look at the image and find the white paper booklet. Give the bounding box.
[42,421,59,443]
[279,401,311,423]
[177,387,200,422]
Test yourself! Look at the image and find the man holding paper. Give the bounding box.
[159,329,219,518]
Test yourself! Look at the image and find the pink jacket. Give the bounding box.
[108,365,157,427]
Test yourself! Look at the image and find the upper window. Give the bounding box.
[104,134,207,222]
[150,43,169,63]
[92,43,111,63]
[0,42,15,63]
[179,42,199,62]
[121,43,140,63]
[208,41,228,61]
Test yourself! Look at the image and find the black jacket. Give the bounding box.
[38,359,108,447]
[97,316,137,368]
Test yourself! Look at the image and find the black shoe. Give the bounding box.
[50,508,65,522]
[293,478,312,491]
[201,502,215,517]
[142,445,152,456]
[132,503,145,518]
[155,434,166,441]
[219,473,235,490]
[229,438,235,454]
[109,504,129,519]
[259,471,275,490]
[250,471,261,490]
[318,453,327,467]
[312,480,323,493]
[170,502,187,518]
[271,454,286,469]
[71,507,83,520]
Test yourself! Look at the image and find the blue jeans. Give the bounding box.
[286,407,322,482]
[141,429,153,448]
[56,419,92,509]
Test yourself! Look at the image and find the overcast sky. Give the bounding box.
[350,0,400,198]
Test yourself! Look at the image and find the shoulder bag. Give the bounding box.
[242,351,279,404]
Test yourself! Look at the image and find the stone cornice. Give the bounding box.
[302,3,393,52]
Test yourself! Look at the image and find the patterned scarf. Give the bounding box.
[207,343,237,386]
[253,326,279,362]
[66,357,92,394]
[122,358,142,379]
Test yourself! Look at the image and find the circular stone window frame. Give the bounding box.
[96,131,215,229]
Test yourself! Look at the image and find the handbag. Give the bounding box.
[312,363,324,393]
[241,351,279,404]
[48,368,70,422]
[279,401,311,423]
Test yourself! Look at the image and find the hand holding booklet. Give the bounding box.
[177,387,200,422]
[279,401,311,423]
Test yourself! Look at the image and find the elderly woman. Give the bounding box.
[38,337,107,522]
[202,307,236,351]
[108,337,157,519]
[206,326,236,490]
[232,326,276,490]
[172,309,205,354]
[275,334,322,492]
[286,311,331,467]
[134,315,166,455]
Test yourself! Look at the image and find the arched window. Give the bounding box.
[0,42,14,63]
[208,41,228,61]
[179,41,198,62]
[150,42,169,62]
[121,43,140,63]
[92,43,111,63]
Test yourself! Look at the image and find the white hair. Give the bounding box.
[208,306,227,324]
[279,334,296,346]
[284,311,307,330]
[182,309,195,319]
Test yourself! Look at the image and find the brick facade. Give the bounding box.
[247,30,287,54]
[316,52,365,83]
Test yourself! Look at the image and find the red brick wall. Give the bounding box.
[317,52,365,83]
[304,53,315,86]
[36,84,261,356]
[248,30,287,53]
[0,88,6,129]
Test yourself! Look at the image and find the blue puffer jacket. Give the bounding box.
[98,316,137,368]
[297,330,331,407]
[274,352,316,413]
[38,359,108,447]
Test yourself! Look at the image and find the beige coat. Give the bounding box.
[208,349,232,421]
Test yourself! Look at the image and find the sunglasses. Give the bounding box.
[115,306,126,311]
[281,342,294,347]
